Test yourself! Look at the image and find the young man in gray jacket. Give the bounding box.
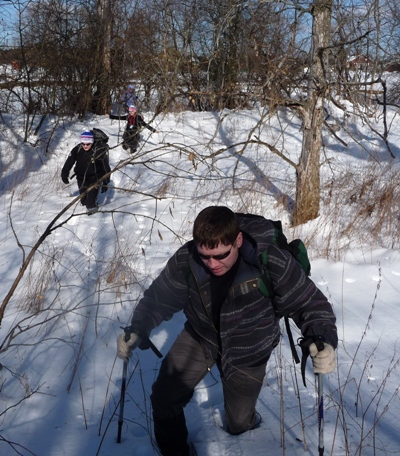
[117,206,337,456]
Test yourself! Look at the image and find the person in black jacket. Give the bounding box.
[122,106,157,154]
[61,131,111,215]
[116,206,338,456]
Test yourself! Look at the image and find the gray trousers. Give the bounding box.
[151,327,267,455]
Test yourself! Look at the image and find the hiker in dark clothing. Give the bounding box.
[61,131,111,215]
[116,206,338,456]
[122,105,157,154]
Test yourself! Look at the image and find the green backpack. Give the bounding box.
[257,219,311,298]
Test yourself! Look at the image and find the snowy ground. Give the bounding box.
[0,107,399,455]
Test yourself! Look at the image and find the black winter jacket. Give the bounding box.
[131,214,338,379]
[61,142,111,184]
[126,114,156,133]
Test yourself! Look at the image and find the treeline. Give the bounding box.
[1,0,398,119]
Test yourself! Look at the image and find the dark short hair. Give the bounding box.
[193,206,240,248]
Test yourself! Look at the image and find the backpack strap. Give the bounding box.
[284,315,300,364]
[258,251,272,296]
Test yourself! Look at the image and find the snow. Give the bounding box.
[0,105,400,456]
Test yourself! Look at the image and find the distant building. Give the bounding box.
[347,55,374,71]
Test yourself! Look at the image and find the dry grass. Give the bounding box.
[105,257,130,298]
[288,162,400,261]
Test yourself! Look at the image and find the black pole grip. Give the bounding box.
[147,339,163,358]
[123,325,163,358]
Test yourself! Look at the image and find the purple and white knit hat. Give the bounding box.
[81,131,94,144]
[128,105,137,113]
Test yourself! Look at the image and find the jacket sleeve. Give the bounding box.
[131,247,190,335]
[267,244,338,348]
[61,146,78,179]
[145,123,156,133]
[120,92,127,103]
[138,115,156,133]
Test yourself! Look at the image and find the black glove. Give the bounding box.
[62,176,69,184]
[101,185,108,193]
[121,321,163,359]
[124,321,151,350]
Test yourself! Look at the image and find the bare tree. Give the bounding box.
[91,0,113,114]
[293,0,333,225]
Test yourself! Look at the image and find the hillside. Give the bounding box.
[0,106,400,456]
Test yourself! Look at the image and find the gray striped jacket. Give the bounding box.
[132,214,338,378]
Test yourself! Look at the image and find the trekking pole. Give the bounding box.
[315,339,325,456]
[299,336,326,454]
[317,373,324,456]
[116,327,163,444]
[117,359,128,443]
[117,328,132,444]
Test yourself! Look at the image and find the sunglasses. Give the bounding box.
[197,245,233,261]
[81,143,92,146]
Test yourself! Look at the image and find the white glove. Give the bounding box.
[309,342,335,374]
[117,332,141,362]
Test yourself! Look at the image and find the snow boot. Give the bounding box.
[87,206,98,215]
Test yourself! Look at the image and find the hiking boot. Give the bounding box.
[252,412,262,430]
[122,143,128,150]
[87,206,98,215]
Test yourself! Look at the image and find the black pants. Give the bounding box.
[151,328,267,456]
[123,129,139,151]
[77,178,99,210]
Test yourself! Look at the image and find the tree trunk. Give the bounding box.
[293,0,332,226]
[93,0,112,114]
